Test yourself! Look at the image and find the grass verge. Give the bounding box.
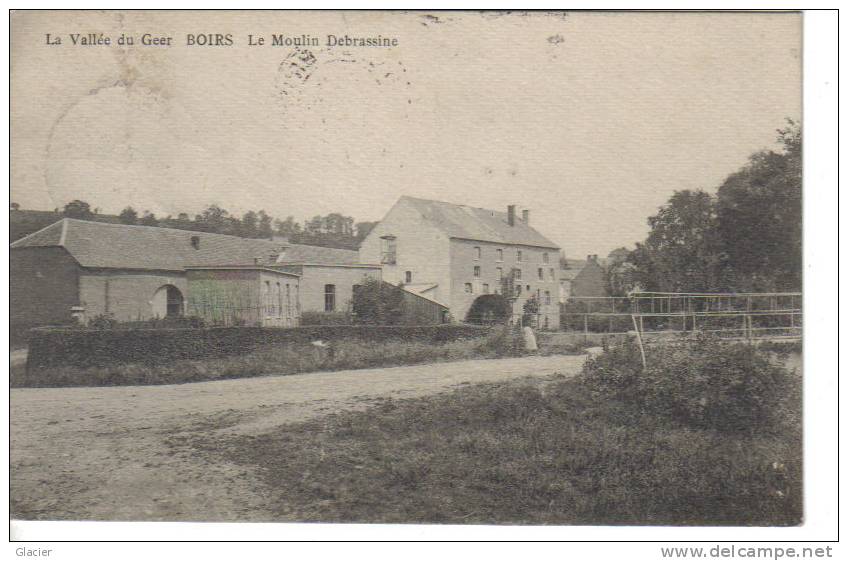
[181,358,801,525]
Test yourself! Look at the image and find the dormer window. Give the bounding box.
[381,235,397,265]
[190,235,200,250]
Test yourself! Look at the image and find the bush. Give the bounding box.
[581,335,800,433]
[87,313,118,330]
[26,324,492,372]
[465,294,511,325]
[300,311,353,326]
[17,326,507,387]
[480,324,525,357]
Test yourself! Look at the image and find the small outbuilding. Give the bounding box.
[185,265,301,327]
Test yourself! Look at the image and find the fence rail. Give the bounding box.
[560,291,802,342]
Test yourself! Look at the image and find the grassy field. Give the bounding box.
[184,351,802,526]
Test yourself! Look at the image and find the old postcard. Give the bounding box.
[9,9,819,543]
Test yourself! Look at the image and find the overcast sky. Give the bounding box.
[11,11,801,258]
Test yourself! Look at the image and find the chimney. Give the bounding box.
[521,209,529,224]
[507,205,516,226]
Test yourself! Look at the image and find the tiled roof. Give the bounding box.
[559,259,588,280]
[400,196,560,249]
[11,219,363,271]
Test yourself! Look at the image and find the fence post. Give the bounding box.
[631,314,647,368]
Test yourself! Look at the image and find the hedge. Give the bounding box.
[26,324,492,371]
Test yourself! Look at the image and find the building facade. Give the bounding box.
[360,196,562,328]
[186,266,301,327]
[10,219,381,329]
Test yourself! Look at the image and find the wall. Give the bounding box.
[358,198,451,305]
[257,270,300,327]
[10,247,81,331]
[187,268,260,325]
[294,265,381,313]
[449,239,561,328]
[79,270,188,323]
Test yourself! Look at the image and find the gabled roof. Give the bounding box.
[399,196,560,249]
[11,219,363,271]
[559,259,589,281]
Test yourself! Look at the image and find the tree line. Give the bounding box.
[41,201,379,250]
[608,119,801,295]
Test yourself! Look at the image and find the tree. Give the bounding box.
[274,216,301,238]
[119,206,138,225]
[139,211,159,226]
[257,211,274,239]
[629,190,726,293]
[195,205,234,235]
[522,295,540,327]
[351,278,405,325]
[355,221,378,241]
[604,247,638,297]
[240,210,259,238]
[63,200,93,220]
[714,120,801,291]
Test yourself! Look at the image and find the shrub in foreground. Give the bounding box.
[581,335,800,434]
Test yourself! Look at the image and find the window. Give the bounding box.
[517,250,523,262]
[549,268,555,281]
[324,284,336,312]
[473,265,481,278]
[286,284,292,317]
[496,249,503,261]
[380,236,397,265]
[538,268,544,280]
[483,283,490,294]
[514,268,522,280]
[474,246,481,260]
[405,271,413,283]
[276,282,282,316]
[544,315,549,329]
[497,267,503,280]
[265,281,272,315]
[464,283,473,294]
[514,285,521,297]
[545,290,551,305]
[543,252,549,264]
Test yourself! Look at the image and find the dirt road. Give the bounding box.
[11,354,585,521]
